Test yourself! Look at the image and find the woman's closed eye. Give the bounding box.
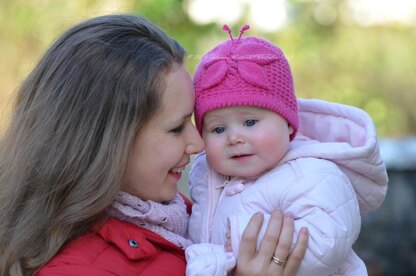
[244,119,257,127]
[170,124,184,134]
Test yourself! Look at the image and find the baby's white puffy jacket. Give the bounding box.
[186,99,388,276]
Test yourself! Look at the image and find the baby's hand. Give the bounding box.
[224,219,232,252]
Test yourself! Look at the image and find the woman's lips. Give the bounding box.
[169,161,189,180]
[169,171,182,180]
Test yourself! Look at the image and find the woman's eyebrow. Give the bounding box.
[184,112,193,119]
[171,112,193,125]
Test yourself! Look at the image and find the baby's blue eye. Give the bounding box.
[213,127,225,134]
[244,119,257,127]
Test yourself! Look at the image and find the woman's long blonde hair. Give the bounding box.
[0,14,185,275]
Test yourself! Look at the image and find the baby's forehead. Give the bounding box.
[204,105,270,120]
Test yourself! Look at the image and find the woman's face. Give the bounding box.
[122,64,204,202]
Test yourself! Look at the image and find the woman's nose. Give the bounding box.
[186,125,205,154]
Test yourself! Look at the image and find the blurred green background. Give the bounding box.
[1,0,415,137]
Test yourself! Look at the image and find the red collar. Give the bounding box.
[92,218,185,260]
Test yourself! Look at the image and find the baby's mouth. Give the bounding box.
[231,154,253,159]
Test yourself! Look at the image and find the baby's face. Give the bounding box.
[202,106,293,178]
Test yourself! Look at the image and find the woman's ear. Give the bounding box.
[288,124,294,135]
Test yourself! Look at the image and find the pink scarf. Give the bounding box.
[108,192,193,249]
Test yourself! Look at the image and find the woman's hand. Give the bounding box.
[235,210,308,276]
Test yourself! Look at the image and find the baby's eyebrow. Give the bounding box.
[203,117,222,126]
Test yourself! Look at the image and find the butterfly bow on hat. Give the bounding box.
[199,25,279,91]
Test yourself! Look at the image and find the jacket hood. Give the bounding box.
[282,99,388,214]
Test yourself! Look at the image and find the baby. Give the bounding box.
[186,25,388,276]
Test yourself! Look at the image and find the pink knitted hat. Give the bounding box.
[194,25,298,140]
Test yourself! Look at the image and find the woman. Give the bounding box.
[0,14,308,275]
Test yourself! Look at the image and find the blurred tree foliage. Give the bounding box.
[0,0,415,137]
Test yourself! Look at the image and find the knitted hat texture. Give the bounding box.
[194,27,298,140]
